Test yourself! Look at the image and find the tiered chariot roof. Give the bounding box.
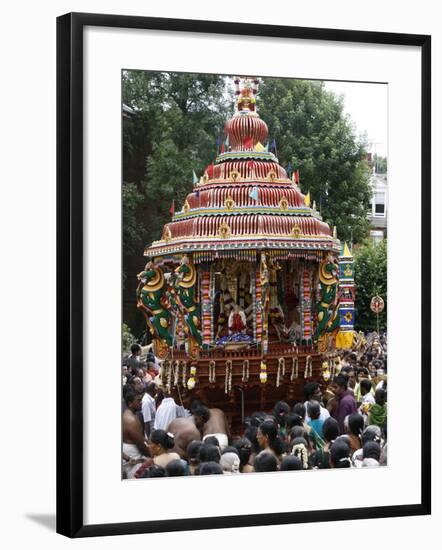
[145,77,340,262]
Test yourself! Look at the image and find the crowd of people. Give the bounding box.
[122,332,387,479]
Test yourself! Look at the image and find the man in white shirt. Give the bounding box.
[153,393,188,431]
[141,381,157,438]
[303,382,330,423]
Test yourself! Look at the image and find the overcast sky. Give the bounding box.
[324,80,388,157]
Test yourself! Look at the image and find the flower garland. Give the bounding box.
[276,357,286,387]
[242,359,250,382]
[304,355,313,378]
[290,356,299,382]
[173,360,180,387]
[259,360,267,384]
[187,364,197,390]
[291,443,309,469]
[182,361,187,388]
[322,359,331,382]
[209,360,216,383]
[225,360,233,393]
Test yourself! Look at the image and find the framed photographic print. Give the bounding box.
[57,12,431,538]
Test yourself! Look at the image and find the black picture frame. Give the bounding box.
[56,12,431,538]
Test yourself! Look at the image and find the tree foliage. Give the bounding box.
[258,79,372,243]
[354,240,387,332]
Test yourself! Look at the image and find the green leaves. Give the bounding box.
[354,239,387,332]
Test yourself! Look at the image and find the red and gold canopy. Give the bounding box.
[145,77,339,262]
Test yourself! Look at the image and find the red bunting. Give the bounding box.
[294,169,300,184]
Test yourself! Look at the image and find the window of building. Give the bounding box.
[374,191,386,217]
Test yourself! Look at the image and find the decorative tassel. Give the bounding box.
[242,359,250,382]
[225,360,233,393]
[209,360,216,383]
[290,356,299,382]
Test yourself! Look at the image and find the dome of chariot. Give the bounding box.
[145,77,339,262]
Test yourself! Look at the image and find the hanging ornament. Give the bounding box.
[290,356,299,382]
[209,360,216,383]
[260,361,267,384]
[187,364,197,390]
[276,357,286,387]
[225,360,233,393]
[304,355,313,378]
[242,359,250,382]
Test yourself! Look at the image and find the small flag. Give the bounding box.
[207,163,214,178]
[269,138,277,154]
[169,200,175,216]
[195,189,200,198]
[304,192,310,207]
[215,136,221,147]
[249,187,259,202]
[286,161,292,177]
[294,169,300,184]
[225,135,229,147]
[244,136,253,149]
[264,143,269,152]
[220,143,225,154]
[254,141,265,152]
[192,170,198,185]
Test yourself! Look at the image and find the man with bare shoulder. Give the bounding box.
[202,407,230,450]
[167,404,211,458]
[122,389,149,478]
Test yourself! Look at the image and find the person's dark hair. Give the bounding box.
[375,388,387,404]
[249,411,267,427]
[150,429,175,450]
[258,420,286,456]
[165,459,186,477]
[272,401,290,425]
[244,425,261,454]
[361,426,382,445]
[293,402,306,419]
[204,435,220,447]
[198,444,221,463]
[303,382,320,402]
[307,400,320,420]
[130,343,142,355]
[253,452,278,472]
[192,404,211,423]
[323,417,339,443]
[363,441,381,461]
[280,455,303,471]
[233,438,252,469]
[186,440,203,462]
[360,378,373,393]
[143,464,166,478]
[198,461,223,475]
[285,413,304,431]
[330,439,351,468]
[288,426,310,445]
[145,381,157,395]
[221,446,240,456]
[348,413,364,438]
[334,374,348,389]
[124,388,140,407]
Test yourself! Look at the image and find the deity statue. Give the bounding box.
[228,304,247,335]
[314,253,340,343]
[173,255,203,349]
[136,259,172,357]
